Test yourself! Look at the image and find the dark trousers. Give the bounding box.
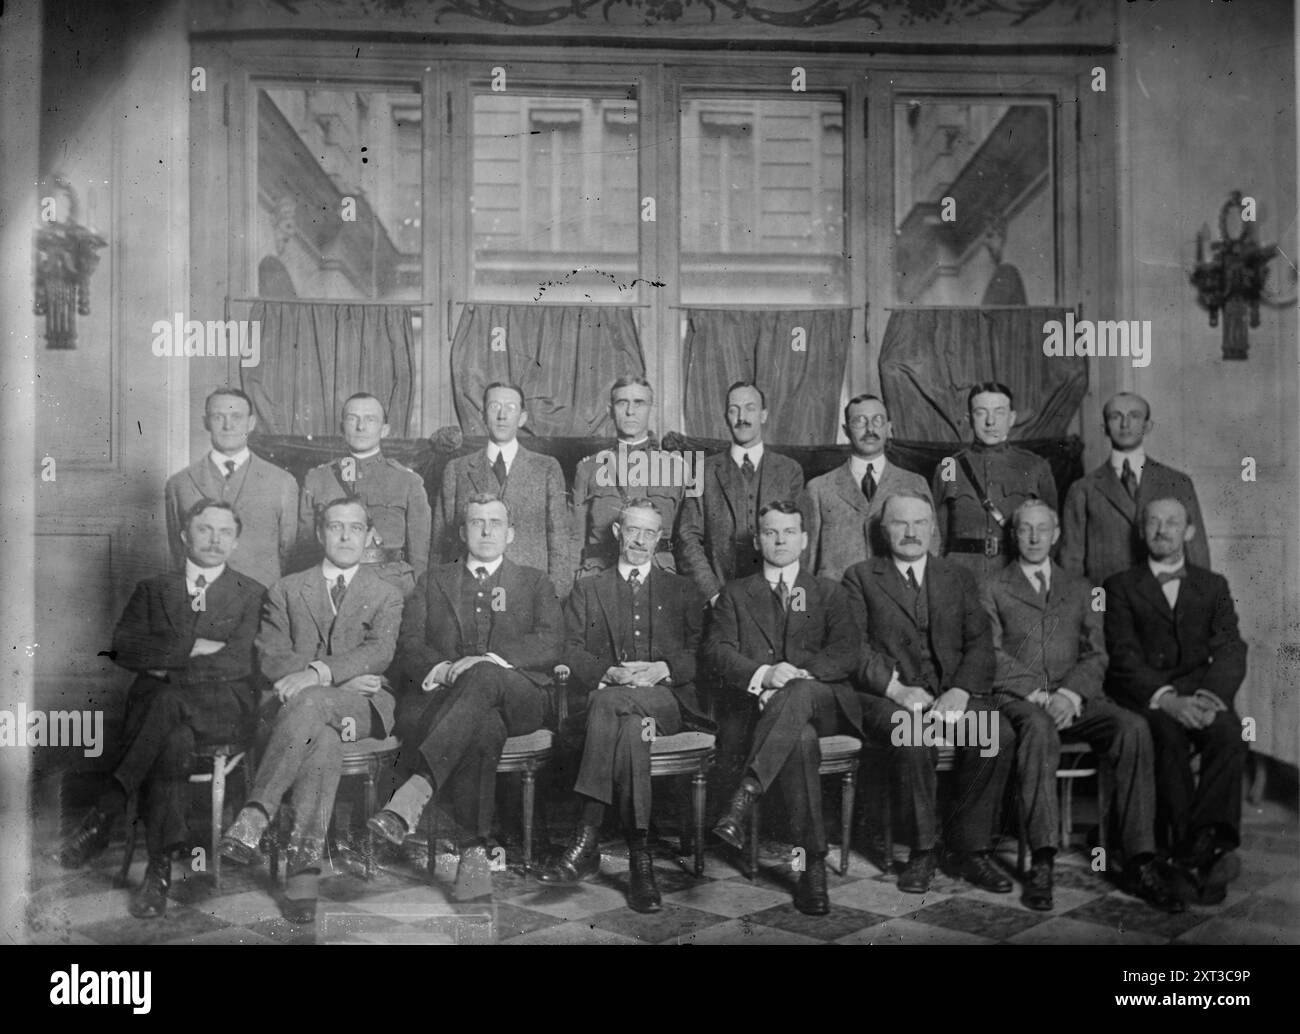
[859,692,1013,854]
[1144,706,1246,850]
[997,693,1156,858]
[248,686,377,870]
[115,676,250,856]
[742,679,849,855]
[400,663,546,839]
[573,684,683,831]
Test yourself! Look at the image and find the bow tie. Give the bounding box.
[1155,569,1185,585]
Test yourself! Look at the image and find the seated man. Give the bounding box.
[220,498,404,923]
[539,499,710,913]
[842,491,1013,895]
[1104,497,1248,905]
[980,499,1184,912]
[367,493,561,902]
[58,500,265,919]
[705,500,862,916]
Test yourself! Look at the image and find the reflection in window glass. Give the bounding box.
[256,85,422,300]
[680,94,845,304]
[894,98,1055,305]
[472,92,639,302]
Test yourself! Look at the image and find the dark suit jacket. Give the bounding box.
[563,567,710,727]
[112,568,267,709]
[841,555,995,697]
[1059,458,1210,586]
[395,558,562,694]
[433,444,573,595]
[165,452,299,590]
[979,560,1106,700]
[704,569,862,736]
[1103,563,1247,712]
[676,449,805,599]
[802,459,936,581]
[256,564,405,734]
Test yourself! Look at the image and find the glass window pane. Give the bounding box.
[471,91,639,302]
[893,98,1055,305]
[256,84,422,300]
[680,93,845,305]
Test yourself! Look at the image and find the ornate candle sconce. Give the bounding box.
[34,173,106,349]
[1189,190,1276,361]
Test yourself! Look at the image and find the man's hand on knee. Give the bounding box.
[275,669,322,702]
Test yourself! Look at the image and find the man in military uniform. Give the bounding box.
[298,392,431,597]
[572,376,685,579]
[931,381,1057,581]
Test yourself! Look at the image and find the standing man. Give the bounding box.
[433,382,571,595]
[540,500,709,912]
[367,493,561,902]
[298,392,431,597]
[57,501,265,919]
[842,491,1013,895]
[572,376,684,579]
[931,382,1057,581]
[678,381,805,603]
[220,498,404,923]
[705,501,862,915]
[803,393,935,581]
[981,499,1185,913]
[1104,497,1247,905]
[165,387,299,590]
[1059,392,1210,586]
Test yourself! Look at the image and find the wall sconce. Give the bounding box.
[33,173,106,350]
[1189,190,1276,361]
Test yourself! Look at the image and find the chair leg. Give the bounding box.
[692,769,707,878]
[1016,782,1027,877]
[521,767,536,877]
[840,769,856,878]
[119,793,139,888]
[1097,760,1112,854]
[211,757,227,892]
[1060,778,1074,851]
[364,764,378,880]
[425,806,437,880]
[748,802,760,882]
[880,757,894,874]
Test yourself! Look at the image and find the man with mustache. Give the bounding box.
[803,393,935,580]
[678,381,805,604]
[1104,497,1247,905]
[931,382,1057,581]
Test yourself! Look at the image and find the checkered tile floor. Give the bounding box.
[24,782,1298,945]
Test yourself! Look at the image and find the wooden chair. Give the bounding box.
[119,741,250,892]
[747,735,862,880]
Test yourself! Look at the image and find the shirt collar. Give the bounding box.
[185,559,225,589]
[487,438,519,466]
[1111,446,1146,478]
[763,559,799,585]
[893,554,928,583]
[618,435,651,449]
[210,447,250,473]
[1019,558,1051,587]
[849,454,886,480]
[466,554,505,578]
[351,446,382,461]
[1149,555,1185,577]
[731,442,765,468]
[321,559,360,586]
[618,560,652,583]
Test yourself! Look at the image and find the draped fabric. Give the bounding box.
[242,301,416,436]
[878,307,1085,442]
[449,304,645,438]
[682,308,852,446]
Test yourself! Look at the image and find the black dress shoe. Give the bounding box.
[1197,850,1241,906]
[281,897,317,924]
[897,851,935,894]
[366,809,409,847]
[129,855,171,919]
[793,853,830,915]
[1022,860,1054,911]
[627,848,662,913]
[538,824,601,885]
[957,852,1013,893]
[711,780,760,851]
[58,807,113,869]
[1126,857,1189,913]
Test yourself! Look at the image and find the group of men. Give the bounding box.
[57,374,1247,926]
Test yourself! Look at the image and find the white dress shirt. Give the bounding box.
[849,454,886,489]
[1019,558,1051,596]
[893,553,928,588]
[486,438,519,473]
[185,559,225,595]
[617,560,653,583]
[731,442,766,471]
[1110,446,1146,485]
[420,554,510,691]
[209,447,250,476]
[747,559,800,697]
[307,560,362,685]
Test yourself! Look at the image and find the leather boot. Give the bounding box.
[711,778,760,851]
[58,807,114,870]
[538,824,601,885]
[627,845,662,913]
[129,854,171,919]
[793,851,830,915]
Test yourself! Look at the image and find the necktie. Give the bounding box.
[1155,569,1185,585]
[193,573,207,592]
[627,567,642,596]
[190,573,207,613]
[861,465,877,502]
[1121,459,1137,500]
[774,576,790,611]
[741,454,755,482]
[330,574,346,612]
[1035,570,1048,598]
[224,459,236,480]
[906,566,920,593]
[474,566,489,584]
[492,452,508,488]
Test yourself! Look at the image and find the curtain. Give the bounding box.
[878,306,1085,442]
[449,304,645,438]
[682,308,852,445]
[242,301,416,436]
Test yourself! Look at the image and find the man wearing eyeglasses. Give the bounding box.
[299,392,431,597]
[219,498,404,924]
[368,493,562,902]
[803,394,936,581]
[434,382,572,596]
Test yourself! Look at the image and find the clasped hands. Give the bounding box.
[274,668,383,702]
[890,681,970,728]
[756,662,812,710]
[1159,689,1223,730]
[598,660,671,689]
[1027,688,1077,730]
